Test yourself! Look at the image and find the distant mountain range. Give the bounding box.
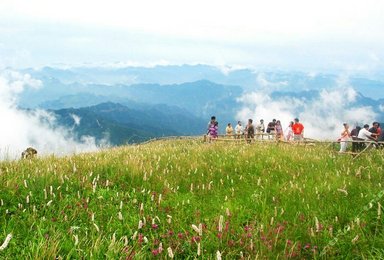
[50,102,206,145]
[20,78,244,128]
[15,64,384,145]
[21,64,384,98]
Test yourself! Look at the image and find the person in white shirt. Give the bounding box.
[235,121,243,139]
[358,124,375,141]
[256,119,265,140]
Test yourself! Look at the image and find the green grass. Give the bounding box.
[1,139,384,258]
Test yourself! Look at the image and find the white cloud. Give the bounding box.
[256,73,288,92]
[0,70,105,160]
[1,0,384,72]
[70,114,81,126]
[2,0,383,41]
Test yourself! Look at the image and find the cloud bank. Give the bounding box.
[0,70,103,160]
[236,80,377,140]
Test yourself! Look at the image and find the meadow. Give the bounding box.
[0,139,384,259]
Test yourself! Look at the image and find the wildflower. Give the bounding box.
[192,224,200,234]
[73,234,79,246]
[191,236,201,243]
[244,225,251,232]
[351,235,359,244]
[138,220,143,229]
[118,211,123,220]
[152,224,158,229]
[167,247,174,258]
[337,189,348,196]
[197,242,201,256]
[310,227,315,237]
[225,221,230,232]
[70,226,80,231]
[93,223,100,232]
[138,233,143,243]
[0,234,12,251]
[159,242,163,253]
[151,249,159,256]
[218,215,224,232]
[167,215,172,224]
[46,200,53,206]
[217,250,222,260]
[315,217,320,232]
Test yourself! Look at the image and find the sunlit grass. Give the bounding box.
[1,139,384,258]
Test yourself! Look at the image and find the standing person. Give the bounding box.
[207,116,216,133]
[285,121,294,141]
[226,123,234,138]
[369,122,380,141]
[245,119,255,143]
[208,121,219,141]
[292,118,304,141]
[256,119,265,140]
[339,123,351,153]
[266,119,276,140]
[205,116,217,142]
[358,124,375,141]
[351,125,362,152]
[379,127,384,142]
[235,121,244,139]
[275,120,284,141]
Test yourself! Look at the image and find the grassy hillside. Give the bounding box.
[0,140,384,258]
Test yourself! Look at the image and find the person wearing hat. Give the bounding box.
[292,118,304,141]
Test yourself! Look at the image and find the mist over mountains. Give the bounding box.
[1,64,384,157]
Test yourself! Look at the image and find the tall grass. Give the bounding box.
[0,139,383,258]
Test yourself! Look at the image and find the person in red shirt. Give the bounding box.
[292,118,304,141]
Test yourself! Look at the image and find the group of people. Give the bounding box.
[207,116,305,142]
[207,116,384,153]
[339,121,383,152]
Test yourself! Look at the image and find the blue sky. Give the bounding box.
[1,0,384,73]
